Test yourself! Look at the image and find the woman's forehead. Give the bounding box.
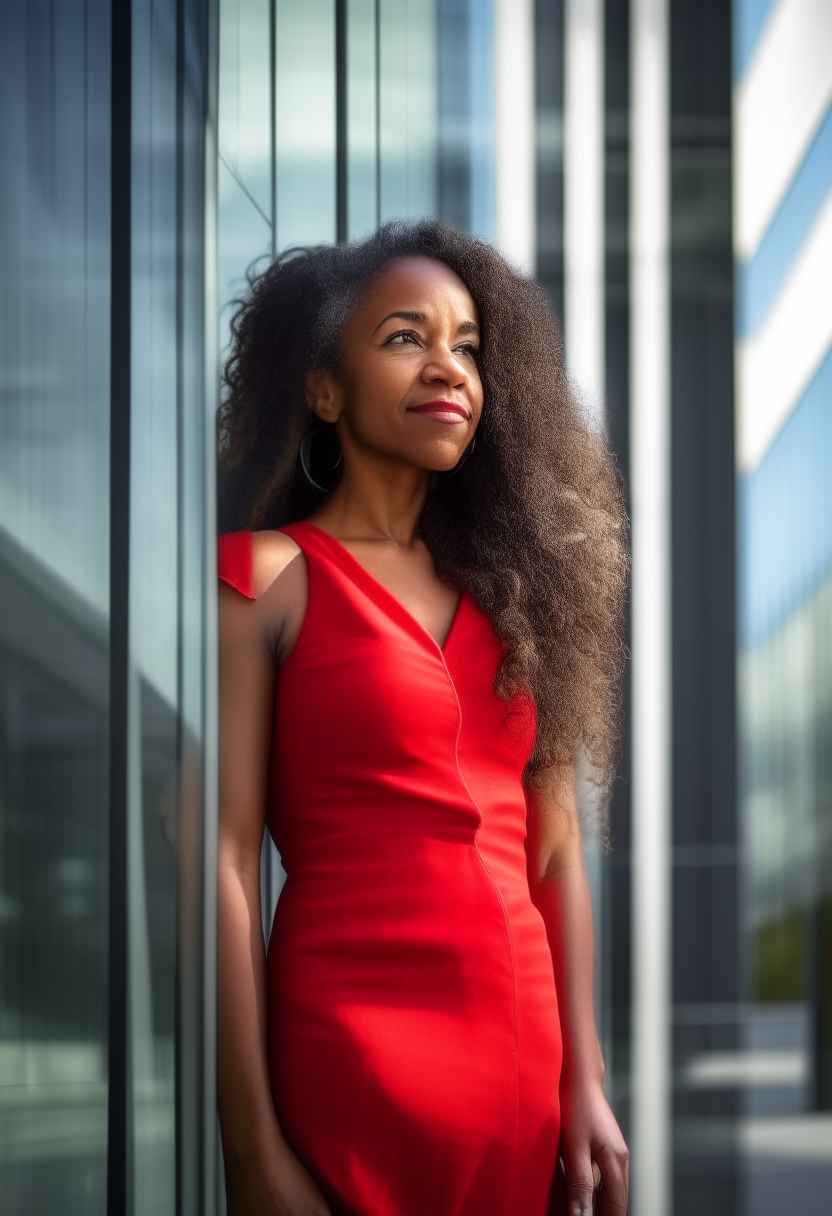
[358,256,476,316]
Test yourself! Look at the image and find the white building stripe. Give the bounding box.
[738,188,832,471]
[735,0,832,262]
[630,0,672,1213]
[564,0,605,417]
[493,0,536,274]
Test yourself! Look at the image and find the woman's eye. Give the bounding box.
[454,343,479,359]
[386,329,421,346]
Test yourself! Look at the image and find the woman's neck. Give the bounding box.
[309,455,430,549]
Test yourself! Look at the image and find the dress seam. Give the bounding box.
[439,651,520,1154]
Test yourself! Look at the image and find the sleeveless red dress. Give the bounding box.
[219,522,562,1216]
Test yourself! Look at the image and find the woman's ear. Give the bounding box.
[305,369,343,423]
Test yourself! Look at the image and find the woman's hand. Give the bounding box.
[558,1074,628,1215]
[225,1139,332,1216]
[527,775,628,1215]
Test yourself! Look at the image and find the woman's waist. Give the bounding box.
[268,789,531,866]
[268,846,554,982]
[269,825,532,890]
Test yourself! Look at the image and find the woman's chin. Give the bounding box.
[417,443,472,475]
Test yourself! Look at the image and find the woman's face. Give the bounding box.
[307,256,483,473]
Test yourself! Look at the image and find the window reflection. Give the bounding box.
[0,594,109,1213]
[736,0,832,1207]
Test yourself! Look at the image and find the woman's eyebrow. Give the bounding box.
[371,310,480,337]
[372,310,426,334]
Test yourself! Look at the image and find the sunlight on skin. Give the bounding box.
[304,256,484,548]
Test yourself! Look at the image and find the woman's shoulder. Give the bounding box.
[218,528,303,600]
[250,529,304,598]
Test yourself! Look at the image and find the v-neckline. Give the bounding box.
[287,521,465,656]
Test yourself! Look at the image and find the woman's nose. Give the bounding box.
[422,346,467,387]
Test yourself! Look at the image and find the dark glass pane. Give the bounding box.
[0,2,111,1211]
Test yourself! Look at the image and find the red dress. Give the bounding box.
[219,521,562,1216]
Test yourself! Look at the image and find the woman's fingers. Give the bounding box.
[563,1146,597,1216]
[594,1140,629,1216]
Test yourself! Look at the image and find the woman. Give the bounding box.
[217,219,628,1216]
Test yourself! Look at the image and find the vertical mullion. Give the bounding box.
[374,0,381,228]
[201,2,221,1209]
[335,0,348,243]
[270,0,277,254]
[602,0,632,1140]
[174,0,186,1211]
[563,0,605,408]
[629,0,671,1213]
[108,0,132,1211]
[494,0,536,272]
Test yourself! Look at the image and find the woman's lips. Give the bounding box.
[407,400,470,425]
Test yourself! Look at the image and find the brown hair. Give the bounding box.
[219,219,628,803]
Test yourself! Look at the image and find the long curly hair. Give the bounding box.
[219,219,628,798]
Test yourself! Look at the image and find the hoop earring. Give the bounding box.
[299,426,343,494]
[444,434,476,478]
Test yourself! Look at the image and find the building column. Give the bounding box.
[629,0,672,1212]
[494,0,536,273]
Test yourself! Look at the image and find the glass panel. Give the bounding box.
[0,2,111,1212]
[467,0,493,239]
[739,400,832,1214]
[130,3,220,1212]
[130,2,181,1210]
[534,0,565,320]
[735,0,832,1209]
[218,0,285,963]
[178,5,219,1209]
[347,0,379,239]
[219,0,273,219]
[218,159,274,355]
[275,0,336,250]
[437,0,494,237]
[437,0,470,230]
[378,0,438,223]
[219,0,274,353]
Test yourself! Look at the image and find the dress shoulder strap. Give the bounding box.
[217,531,254,599]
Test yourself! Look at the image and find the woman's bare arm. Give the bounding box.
[218,534,330,1216]
[526,772,628,1216]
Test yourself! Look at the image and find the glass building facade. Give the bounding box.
[0,3,218,1213]
[1,2,830,1214]
[735,0,832,1211]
